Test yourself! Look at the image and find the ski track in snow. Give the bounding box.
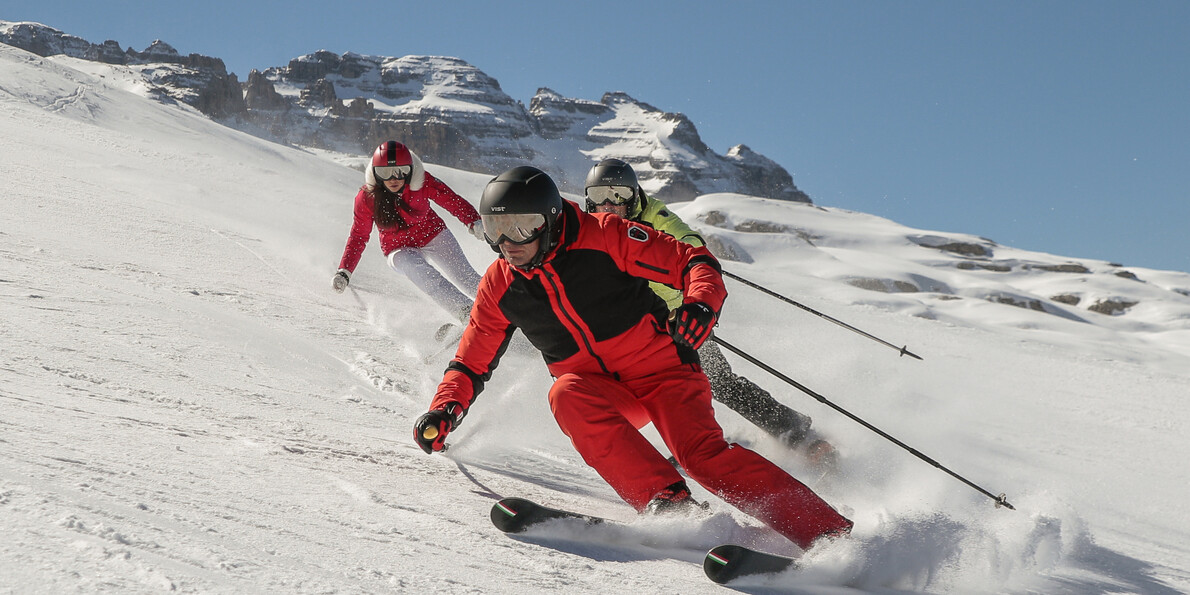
[2,42,1189,593]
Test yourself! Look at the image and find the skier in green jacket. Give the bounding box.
[583,159,825,454]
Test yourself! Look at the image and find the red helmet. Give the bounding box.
[372,140,412,167]
[371,141,413,182]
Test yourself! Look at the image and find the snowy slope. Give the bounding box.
[2,43,1189,594]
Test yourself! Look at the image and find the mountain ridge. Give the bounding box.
[0,19,809,203]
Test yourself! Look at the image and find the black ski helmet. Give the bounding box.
[584,158,640,212]
[479,166,564,265]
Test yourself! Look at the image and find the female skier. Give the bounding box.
[333,140,485,322]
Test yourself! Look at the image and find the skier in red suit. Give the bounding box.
[333,140,485,322]
[414,166,852,551]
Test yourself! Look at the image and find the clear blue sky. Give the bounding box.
[6,1,1188,273]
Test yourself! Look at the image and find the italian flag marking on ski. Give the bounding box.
[706,551,730,566]
[703,544,798,584]
[495,501,518,518]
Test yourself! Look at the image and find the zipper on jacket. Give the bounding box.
[539,266,615,378]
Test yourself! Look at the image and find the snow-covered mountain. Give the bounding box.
[243,50,809,203]
[3,38,1189,594]
[0,20,807,203]
[0,21,244,118]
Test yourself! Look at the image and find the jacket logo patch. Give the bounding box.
[627,226,649,242]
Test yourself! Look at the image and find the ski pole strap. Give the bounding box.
[720,270,923,360]
[711,335,1013,510]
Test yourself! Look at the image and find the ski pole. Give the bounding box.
[712,335,1014,510]
[721,270,923,360]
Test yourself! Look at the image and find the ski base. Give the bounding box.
[703,544,797,584]
[490,497,609,534]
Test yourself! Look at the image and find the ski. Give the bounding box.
[492,499,798,583]
[703,544,798,584]
[489,497,612,534]
[422,322,464,363]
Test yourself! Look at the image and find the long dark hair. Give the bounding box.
[370,181,410,230]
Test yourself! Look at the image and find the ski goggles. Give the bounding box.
[374,164,412,181]
[585,185,635,207]
[481,213,547,245]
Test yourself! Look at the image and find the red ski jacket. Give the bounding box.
[430,201,727,412]
[337,172,480,272]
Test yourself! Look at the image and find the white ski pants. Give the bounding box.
[386,230,482,322]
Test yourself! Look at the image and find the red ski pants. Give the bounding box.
[548,365,852,550]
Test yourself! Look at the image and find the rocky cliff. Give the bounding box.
[1,20,810,203]
[0,22,245,119]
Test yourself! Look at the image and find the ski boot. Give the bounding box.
[644,481,710,516]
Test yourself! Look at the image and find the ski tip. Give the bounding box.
[489,497,607,534]
[490,497,534,533]
[703,544,797,584]
[704,545,741,584]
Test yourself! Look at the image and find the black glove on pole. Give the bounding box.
[668,302,717,349]
[414,403,465,454]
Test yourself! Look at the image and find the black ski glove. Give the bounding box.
[413,402,465,454]
[667,302,717,350]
